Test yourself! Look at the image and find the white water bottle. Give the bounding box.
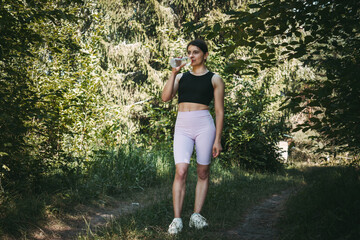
[170,57,190,68]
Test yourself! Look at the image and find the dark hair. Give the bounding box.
[187,39,208,54]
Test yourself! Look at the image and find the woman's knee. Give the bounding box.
[175,165,188,181]
[197,167,209,180]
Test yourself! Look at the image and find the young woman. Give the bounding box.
[161,39,225,234]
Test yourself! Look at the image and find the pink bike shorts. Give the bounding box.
[173,110,216,165]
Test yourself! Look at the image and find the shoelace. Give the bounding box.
[170,220,180,228]
[193,214,206,223]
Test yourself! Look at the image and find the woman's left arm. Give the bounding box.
[212,74,225,158]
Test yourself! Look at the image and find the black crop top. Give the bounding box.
[178,71,215,106]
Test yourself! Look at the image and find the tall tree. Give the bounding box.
[0,0,84,192]
[212,0,360,157]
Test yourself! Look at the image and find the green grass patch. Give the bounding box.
[85,145,173,196]
[0,194,46,237]
[78,161,302,239]
[278,166,360,240]
[0,144,174,238]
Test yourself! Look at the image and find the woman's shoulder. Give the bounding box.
[176,71,191,82]
[211,73,224,87]
[175,72,184,81]
[177,72,184,78]
[211,72,223,81]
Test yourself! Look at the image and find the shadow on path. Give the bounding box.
[225,189,295,240]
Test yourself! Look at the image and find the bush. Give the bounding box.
[221,77,286,171]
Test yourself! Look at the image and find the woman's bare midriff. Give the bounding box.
[178,102,209,112]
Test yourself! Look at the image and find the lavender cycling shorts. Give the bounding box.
[173,110,216,165]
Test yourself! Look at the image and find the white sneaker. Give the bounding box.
[168,218,183,234]
[189,213,208,229]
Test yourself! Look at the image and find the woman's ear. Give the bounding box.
[204,52,209,61]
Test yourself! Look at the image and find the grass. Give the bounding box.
[0,194,47,238]
[78,160,303,239]
[0,144,174,238]
[2,143,359,240]
[277,166,360,240]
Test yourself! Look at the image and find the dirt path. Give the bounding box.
[29,185,170,240]
[31,201,141,240]
[224,189,294,240]
[28,187,293,240]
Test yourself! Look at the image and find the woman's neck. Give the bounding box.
[191,65,208,75]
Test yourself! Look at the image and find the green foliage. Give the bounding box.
[283,52,360,155]
[221,76,286,171]
[137,99,177,148]
[278,167,360,240]
[0,0,84,193]
[204,0,360,157]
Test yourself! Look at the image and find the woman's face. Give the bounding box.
[187,45,208,66]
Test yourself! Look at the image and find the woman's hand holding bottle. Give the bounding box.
[170,57,190,73]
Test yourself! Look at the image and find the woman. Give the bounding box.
[161,39,225,234]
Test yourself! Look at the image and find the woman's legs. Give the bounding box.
[171,110,215,232]
[194,163,210,213]
[172,163,210,218]
[173,163,189,218]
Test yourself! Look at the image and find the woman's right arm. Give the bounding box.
[161,68,182,102]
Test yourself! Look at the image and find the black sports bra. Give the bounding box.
[178,71,214,106]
